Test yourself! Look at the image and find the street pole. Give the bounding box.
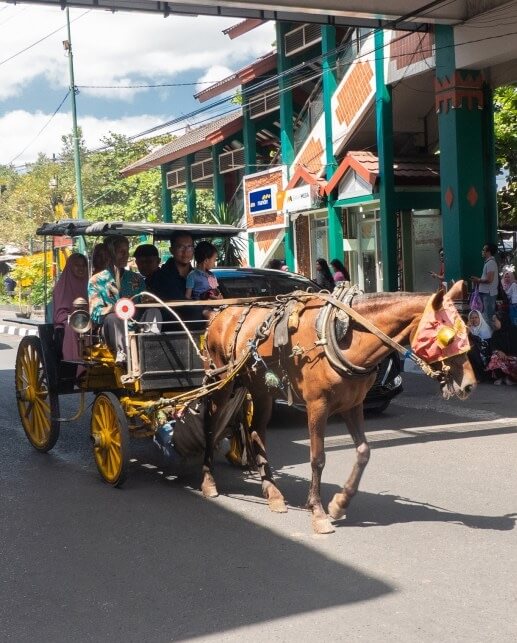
[65,8,84,220]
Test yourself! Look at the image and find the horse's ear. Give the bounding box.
[446,279,466,301]
[431,288,445,311]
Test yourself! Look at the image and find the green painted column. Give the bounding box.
[374,29,397,291]
[243,98,256,266]
[212,143,225,216]
[160,164,172,223]
[435,25,492,281]
[185,154,196,223]
[322,25,343,264]
[276,22,295,271]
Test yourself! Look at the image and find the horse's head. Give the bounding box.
[411,280,476,400]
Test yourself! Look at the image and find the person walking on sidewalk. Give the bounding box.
[471,242,499,324]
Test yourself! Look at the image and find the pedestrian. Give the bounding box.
[486,312,517,385]
[430,247,445,283]
[330,258,351,284]
[467,310,492,381]
[471,242,498,323]
[3,274,16,296]
[268,259,283,270]
[315,258,335,290]
[504,272,517,326]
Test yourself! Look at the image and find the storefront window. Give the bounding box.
[410,209,442,291]
[310,215,328,278]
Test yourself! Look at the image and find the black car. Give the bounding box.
[213,267,403,413]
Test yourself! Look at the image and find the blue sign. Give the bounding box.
[248,185,277,216]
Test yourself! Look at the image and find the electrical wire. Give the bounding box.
[0,9,89,68]
[8,91,70,165]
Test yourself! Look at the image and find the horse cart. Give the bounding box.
[14,219,256,487]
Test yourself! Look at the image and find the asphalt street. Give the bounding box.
[0,334,515,642]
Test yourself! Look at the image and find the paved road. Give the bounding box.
[0,335,516,642]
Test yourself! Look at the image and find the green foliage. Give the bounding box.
[210,203,246,266]
[10,254,53,307]
[494,85,517,225]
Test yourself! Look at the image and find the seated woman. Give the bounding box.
[88,235,145,365]
[91,242,110,275]
[486,312,517,385]
[467,310,492,381]
[52,253,88,361]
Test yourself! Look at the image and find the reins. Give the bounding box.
[312,292,451,383]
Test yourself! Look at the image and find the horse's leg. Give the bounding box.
[249,390,287,513]
[306,400,334,534]
[201,386,231,498]
[328,403,370,520]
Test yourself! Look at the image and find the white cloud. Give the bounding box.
[196,65,235,95]
[0,5,275,101]
[0,109,167,165]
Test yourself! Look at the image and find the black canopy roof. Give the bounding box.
[36,220,242,239]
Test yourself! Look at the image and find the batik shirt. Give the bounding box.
[88,268,145,325]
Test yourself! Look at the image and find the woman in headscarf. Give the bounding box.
[467,310,492,381]
[486,311,517,385]
[52,253,88,361]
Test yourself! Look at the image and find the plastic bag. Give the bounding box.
[469,286,483,312]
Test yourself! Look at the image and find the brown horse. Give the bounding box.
[202,280,476,534]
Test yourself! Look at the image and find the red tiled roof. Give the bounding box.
[120,111,242,178]
[195,52,277,103]
[325,151,440,195]
[286,164,327,196]
[223,18,266,39]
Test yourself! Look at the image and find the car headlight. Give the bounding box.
[387,375,402,389]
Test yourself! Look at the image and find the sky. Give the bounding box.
[0,3,275,166]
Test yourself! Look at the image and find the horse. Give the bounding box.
[201,280,476,534]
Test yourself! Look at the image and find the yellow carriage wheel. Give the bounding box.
[15,336,60,452]
[90,392,130,487]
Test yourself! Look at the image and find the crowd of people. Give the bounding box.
[467,242,517,385]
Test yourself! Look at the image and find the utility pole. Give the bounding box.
[64,8,84,220]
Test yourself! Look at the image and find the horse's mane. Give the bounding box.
[354,291,430,314]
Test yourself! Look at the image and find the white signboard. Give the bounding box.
[284,185,315,213]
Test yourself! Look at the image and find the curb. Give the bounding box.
[0,325,38,337]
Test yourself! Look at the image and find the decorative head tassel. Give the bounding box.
[264,370,282,390]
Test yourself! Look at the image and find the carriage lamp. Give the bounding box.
[436,326,456,349]
[69,297,91,333]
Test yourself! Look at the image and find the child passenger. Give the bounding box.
[185,241,222,301]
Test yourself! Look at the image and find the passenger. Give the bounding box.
[53,253,88,361]
[185,241,222,301]
[88,235,145,365]
[91,242,110,275]
[147,231,194,301]
[134,244,160,281]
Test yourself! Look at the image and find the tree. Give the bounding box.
[494,85,517,225]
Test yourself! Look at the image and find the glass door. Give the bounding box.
[358,210,382,292]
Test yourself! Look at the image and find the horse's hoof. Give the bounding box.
[328,497,346,521]
[201,479,219,498]
[311,515,335,534]
[268,496,288,513]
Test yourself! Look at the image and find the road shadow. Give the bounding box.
[0,369,392,642]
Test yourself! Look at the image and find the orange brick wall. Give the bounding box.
[298,137,324,175]
[245,169,285,230]
[335,62,373,126]
[256,228,282,252]
[390,31,433,71]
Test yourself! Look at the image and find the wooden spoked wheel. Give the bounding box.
[15,336,60,452]
[90,392,130,487]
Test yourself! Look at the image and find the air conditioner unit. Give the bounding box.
[190,158,214,183]
[166,167,186,189]
[285,23,322,57]
[219,147,245,174]
[248,90,280,120]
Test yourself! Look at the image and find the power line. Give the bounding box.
[8,91,70,165]
[0,9,89,68]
